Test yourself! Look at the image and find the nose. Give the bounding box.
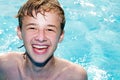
[34,29,47,42]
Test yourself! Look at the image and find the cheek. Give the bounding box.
[48,34,61,44]
[22,32,32,43]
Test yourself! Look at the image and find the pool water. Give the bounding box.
[0,0,120,80]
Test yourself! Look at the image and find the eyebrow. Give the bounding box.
[25,23,37,27]
[24,23,57,29]
[47,24,57,29]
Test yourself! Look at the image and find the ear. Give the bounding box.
[59,31,64,43]
[17,26,22,40]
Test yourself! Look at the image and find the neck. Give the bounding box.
[23,53,56,75]
[26,52,54,67]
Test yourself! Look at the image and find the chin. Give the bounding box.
[26,52,53,67]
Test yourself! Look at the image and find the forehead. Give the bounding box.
[22,11,62,27]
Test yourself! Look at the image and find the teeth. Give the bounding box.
[33,45,48,48]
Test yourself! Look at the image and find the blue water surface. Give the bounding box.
[0,0,120,80]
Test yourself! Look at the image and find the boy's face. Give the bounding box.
[17,11,64,63]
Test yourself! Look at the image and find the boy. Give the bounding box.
[0,0,87,80]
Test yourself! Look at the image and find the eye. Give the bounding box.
[46,28,56,33]
[27,26,37,30]
[29,27,36,30]
[47,29,54,31]
[46,27,57,33]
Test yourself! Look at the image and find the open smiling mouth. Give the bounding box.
[32,44,49,55]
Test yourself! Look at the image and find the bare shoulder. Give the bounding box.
[55,57,88,80]
[0,52,23,60]
[0,52,24,79]
[0,52,24,68]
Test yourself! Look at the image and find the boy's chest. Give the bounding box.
[4,69,73,80]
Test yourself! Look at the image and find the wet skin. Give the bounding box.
[0,11,88,80]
